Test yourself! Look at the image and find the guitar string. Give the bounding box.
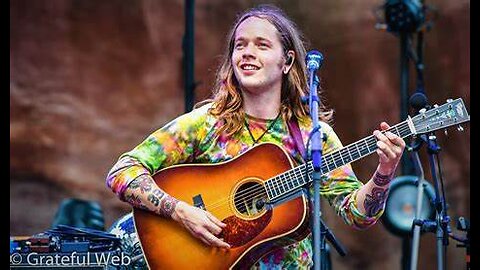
[204,123,412,212]
[203,123,411,212]
[233,122,411,203]
[204,123,411,211]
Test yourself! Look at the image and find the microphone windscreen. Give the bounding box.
[409,92,428,111]
[305,50,324,70]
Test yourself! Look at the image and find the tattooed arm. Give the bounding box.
[355,122,406,217]
[106,156,178,216]
[122,175,179,217]
[355,170,394,216]
[106,156,230,248]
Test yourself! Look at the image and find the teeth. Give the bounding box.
[241,64,259,70]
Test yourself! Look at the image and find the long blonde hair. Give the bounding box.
[202,5,333,136]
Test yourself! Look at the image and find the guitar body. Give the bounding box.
[133,143,310,270]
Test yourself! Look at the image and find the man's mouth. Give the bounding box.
[240,63,260,71]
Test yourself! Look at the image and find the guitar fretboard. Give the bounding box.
[264,120,412,200]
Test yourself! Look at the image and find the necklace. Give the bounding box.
[244,112,281,145]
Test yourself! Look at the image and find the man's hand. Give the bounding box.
[171,201,231,249]
[373,122,406,176]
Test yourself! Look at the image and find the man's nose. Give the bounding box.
[242,43,256,59]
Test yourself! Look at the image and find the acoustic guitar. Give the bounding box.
[133,98,469,269]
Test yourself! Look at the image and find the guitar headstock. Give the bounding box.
[411,98,470,135]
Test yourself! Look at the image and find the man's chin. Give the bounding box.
[239,83,264,93]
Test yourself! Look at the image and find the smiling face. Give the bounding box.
[232,17,287,95]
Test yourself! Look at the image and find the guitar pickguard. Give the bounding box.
[220,210,272,248]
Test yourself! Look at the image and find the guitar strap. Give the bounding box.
[287,117,307,162]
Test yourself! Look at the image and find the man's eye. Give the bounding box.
[234,43,244,49]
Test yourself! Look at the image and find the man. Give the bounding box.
[106,5,405,269]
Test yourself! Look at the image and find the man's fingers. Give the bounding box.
[376,149,389,162]
[380,122,390,130]
[206,211,226,228]
[204,219,222,235]
[374,130,391,146]
[384,131,403,144]
[375,130,405,149]
[376,141,396,159]
[203,232,231,249]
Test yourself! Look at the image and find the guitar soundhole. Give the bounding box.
[233,181,268,218]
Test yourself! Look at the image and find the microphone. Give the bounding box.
[305,50,324,100]
[408,92,430,151]
[305,50,324,72]
[409,92,430,113]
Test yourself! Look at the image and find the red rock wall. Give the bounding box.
[10,0,470,269]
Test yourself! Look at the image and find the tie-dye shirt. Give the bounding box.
[106,103,382,269]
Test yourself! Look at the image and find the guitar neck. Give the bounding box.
[264,120,413,201]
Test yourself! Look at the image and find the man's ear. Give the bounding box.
[284,50,295,74]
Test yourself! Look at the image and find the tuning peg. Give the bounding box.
[457,125,464,132]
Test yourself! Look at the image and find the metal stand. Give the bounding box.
[410,133,450,270]
[378,2,468,269]
[399,32,415,176]
[408,28,452,270]
[408,135,428,270]
[183,0,196,112]
[305,51,348,270]
[304,51,325,270]
[452,217,470,269]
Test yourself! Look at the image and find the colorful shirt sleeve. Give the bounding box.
[105,104,213,200]
[318,122,380,230]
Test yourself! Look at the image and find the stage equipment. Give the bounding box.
[10,225,122,269]
[374,0,437,176]
[451,217,470,269]
[374,3,469,270]
[305,49,329,270]
[183,0,196,112]
[51,198,105,231]
[377,0,463,270]
[382,175,435,237]
[383,0,425,33]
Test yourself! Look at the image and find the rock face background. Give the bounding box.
[10,0,469,269]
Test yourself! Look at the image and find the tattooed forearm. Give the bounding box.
[124,193,149,211]
[129,176,154,193]
[148,193,160,207]
[160,196,178,217]
[124,175,178,218]
[363,187,389,216]
[372,171,393,186]
[152,189,165,199]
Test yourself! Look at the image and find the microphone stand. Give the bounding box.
[321,219,347,258]
[307,72,325,270]
[305,51,346,270]
[411,129,470,270]
[408,134,428,270]
[406,103,452,270]
[407,25,428,270]
[411,130,450,270]
[406,21,451,270]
